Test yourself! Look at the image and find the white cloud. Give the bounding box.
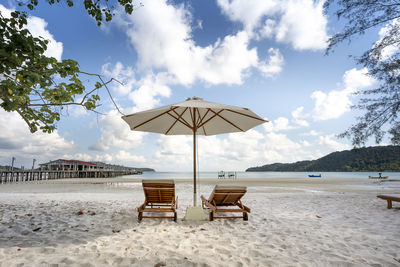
[115,151,146,163]
[291,106,309,127]
[262,132,309,163]
[264,117,292,132]
[311,89,352,121]
[342,68,374,90]
[150,128,324,170]
[95,151,146,165]
[69,106,89,117]
[318,135,350,151]
[264,132,301,151]
[263,109,310,133]
[0,4,12,17]
[149,125,354,171]
[301,140,312,147]
[201,130,264,163]
[221,130,264,161]
[0,109,75,167]
[153,130,265,171]
[217,0,279,35]
[101,62,172,113]
[93,63,172,153]
[257,48,284,77]
[156,135,192,158]
[102,62,136,96]
[198,31,259,85]
[26,16,63,61]
[302,130,320,136]
[274,0,328,50]
[311,68,374,121]
[260,19,276,38]
[94,154,113,163]
[152,135,192,170]
[129,74,172,112]
[89,110,147,151]
[217,0,329,50]
[377,18,400,60]
[62,153,92,162]
[69,98,89,117]
[113,0,281,86]
[200,130,265,170]
[0,5,63,61]
[261,132,350,164]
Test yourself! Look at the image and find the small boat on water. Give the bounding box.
[308,174,321,178]
[369,173,388,179]
[369,175,388,179]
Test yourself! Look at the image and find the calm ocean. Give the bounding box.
[123,171,400,180]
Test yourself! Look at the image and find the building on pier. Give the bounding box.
[39,159,104,171]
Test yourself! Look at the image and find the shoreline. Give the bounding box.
[1,177,399,194]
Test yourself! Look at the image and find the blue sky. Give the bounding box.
[0,0,389,171]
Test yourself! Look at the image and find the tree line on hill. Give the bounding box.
[246,146,400,172]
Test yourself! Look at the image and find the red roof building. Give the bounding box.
[39,159,102,171]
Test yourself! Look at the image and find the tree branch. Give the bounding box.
[79,71,125,115]
[15,109,35,133]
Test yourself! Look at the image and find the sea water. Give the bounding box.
[123,171,400,180]
[111,171,400,192]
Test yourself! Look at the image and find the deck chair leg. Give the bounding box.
[138,212,143,222]
[174,212,177,222]
[243,212,248,221]
[387,200,392,209]
[209,211,214,221]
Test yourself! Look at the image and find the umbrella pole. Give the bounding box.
[182,128,206,221]
[193,130,197,207]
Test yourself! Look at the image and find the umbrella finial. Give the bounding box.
[186,96,203,101]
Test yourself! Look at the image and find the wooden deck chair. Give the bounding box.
[201,185,250,221]
[377,194,400,209]
[137,179,178,222]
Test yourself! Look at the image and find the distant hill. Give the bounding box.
[0,165,21,171]
[246,146,400,172]
[90,161,155,172]
[137,168,155,172]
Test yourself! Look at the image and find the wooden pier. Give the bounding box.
[0,169,140,184]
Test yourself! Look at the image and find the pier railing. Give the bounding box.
[0,169,140,184]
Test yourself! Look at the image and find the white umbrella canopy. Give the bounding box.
[122,97,267,206]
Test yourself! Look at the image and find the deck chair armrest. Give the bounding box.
[200,195,207,208]
[201,195,216,212]
[137,202,147,212]
[242,204,251,213]
[235,200,250,213]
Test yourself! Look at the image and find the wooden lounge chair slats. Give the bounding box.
[212,208,247,212]
[213,216,245,219]
[141,216,177,219]
[377,194,400,209]
[141,208,175,212]
[201,185,250,221]
[138,179,177,222]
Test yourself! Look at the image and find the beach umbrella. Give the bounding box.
[121,97,267,207]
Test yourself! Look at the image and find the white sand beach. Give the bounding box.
[0,178,399,266]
